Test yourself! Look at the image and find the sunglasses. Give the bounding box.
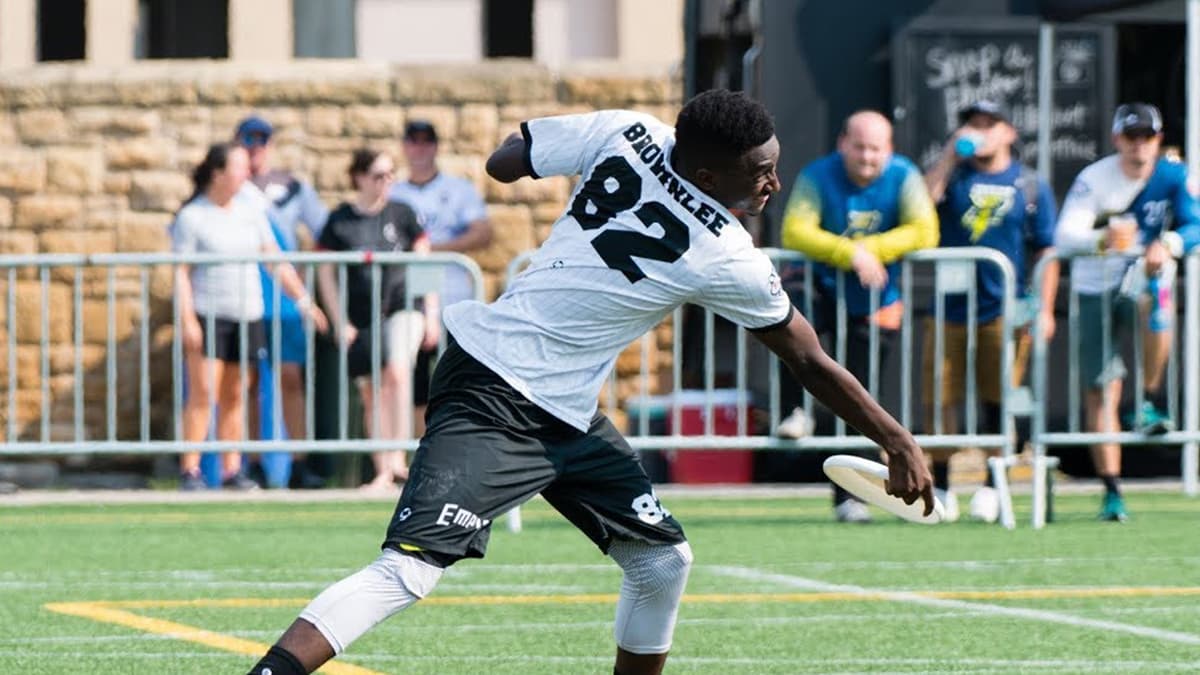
[238,132,271,148]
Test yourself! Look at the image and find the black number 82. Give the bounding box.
[567,156,690,283]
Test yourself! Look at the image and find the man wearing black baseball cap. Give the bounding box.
[920,99,1059,523]
[1054,102,1200,522]
[390,119,492,437]
[1111,102,1163,137]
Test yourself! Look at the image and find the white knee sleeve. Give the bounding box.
[609,539,693,654]
[299,548,443,654]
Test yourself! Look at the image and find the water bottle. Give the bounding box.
[954,132,984,158]
[1148,274,1171,333]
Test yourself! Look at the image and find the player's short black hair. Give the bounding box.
[675,89,775,165]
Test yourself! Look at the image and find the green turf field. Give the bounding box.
[3,490,1200,674]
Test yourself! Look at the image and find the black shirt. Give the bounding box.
[318,200,425,330]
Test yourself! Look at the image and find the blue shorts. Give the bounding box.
[263,317,307,365]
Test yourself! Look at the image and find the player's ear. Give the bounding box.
[692,167,718,192]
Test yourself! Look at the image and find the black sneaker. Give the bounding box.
[180,472,207,491]
[222,472,261,491]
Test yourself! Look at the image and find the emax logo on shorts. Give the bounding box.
[436,503,491,530]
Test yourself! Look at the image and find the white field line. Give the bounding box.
[4,648,1190,672]
[13,602,1200,649]
[710,565,1200,646]
[6,556,1199,582]
[1,649,1195,672]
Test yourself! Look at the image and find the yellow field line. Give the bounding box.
[42,602,382,675]
[58,585,1200,612]
[44,586,1200,673]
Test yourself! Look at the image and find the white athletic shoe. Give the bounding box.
[834,499,872,523]
[968,486,1001,524]
[777,407,814,439]
[936,489,960,522]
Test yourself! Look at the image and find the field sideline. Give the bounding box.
[3,487,1199,674]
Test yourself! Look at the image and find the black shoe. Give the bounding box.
[222,472,261,491]
[289,463,326,490]
[180,472,207,491]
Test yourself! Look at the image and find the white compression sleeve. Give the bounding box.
[299,548,443,654]
[609,539,694,654]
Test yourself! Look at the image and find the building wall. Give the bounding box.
[0,0,684,69]
[356,0,483,62]
[0,60,679,440]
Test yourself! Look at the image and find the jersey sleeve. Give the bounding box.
[858,166,939,263]
[1027,178,1059,250]
[299,182,329,239]
[521,110,643,179]
[254,208,277,251]
[695,245,793,332]
[171,207,198,254]
[780,171,858,269]
[316,210,346,251]
[1161,167,1200,255]
[1054,172,1103,253]
[399,203,426,243]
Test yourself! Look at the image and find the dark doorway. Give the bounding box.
[484,0,533,58]
[1115,22,1186,150]
[138,0,228,59]
[38,0,86,61]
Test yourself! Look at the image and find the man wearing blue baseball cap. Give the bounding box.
[922,99,1060,523]
[235,114,330,489]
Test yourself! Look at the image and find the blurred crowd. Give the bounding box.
[170,116,490,494]
[172,99,1200,527]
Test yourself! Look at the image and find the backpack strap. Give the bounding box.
[1015,165,1039,219]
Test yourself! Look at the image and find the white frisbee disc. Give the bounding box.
[822,454,944,525]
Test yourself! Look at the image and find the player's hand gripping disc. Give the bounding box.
[822,454,944,524]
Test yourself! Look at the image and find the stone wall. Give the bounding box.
[0,60,681,442]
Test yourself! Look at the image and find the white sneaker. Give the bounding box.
[968,486,1000,523]
[834,499,871,523]
[936,489,960,522]
[777,407,814,439]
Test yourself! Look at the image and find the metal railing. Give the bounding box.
[9,245,1196,531]
[1027,249,1200,528]
[0,251,483,454]
[505,246,1024,526]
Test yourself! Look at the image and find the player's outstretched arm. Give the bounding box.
[753,311,934,513]
[486,132,530,183]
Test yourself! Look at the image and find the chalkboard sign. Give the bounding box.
[892,17,1115,200]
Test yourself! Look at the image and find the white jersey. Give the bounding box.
[389,173,489,307]
[1055,155,1147,294]
[444,110,792,431]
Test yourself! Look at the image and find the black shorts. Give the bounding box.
[383,338,686,563]
[413,347,434,406]
[196,315,266,364]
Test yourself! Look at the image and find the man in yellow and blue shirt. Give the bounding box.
[778,110,938,522]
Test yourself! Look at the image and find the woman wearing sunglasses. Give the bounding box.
[317,149,439,490]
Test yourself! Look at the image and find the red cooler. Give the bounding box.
[665,389,754,484]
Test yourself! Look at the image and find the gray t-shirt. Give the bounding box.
[172,193,275,321]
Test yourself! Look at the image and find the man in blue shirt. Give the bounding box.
[779,110,939,522]
[922,100,1059,522]
[1055,103,1200,521]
